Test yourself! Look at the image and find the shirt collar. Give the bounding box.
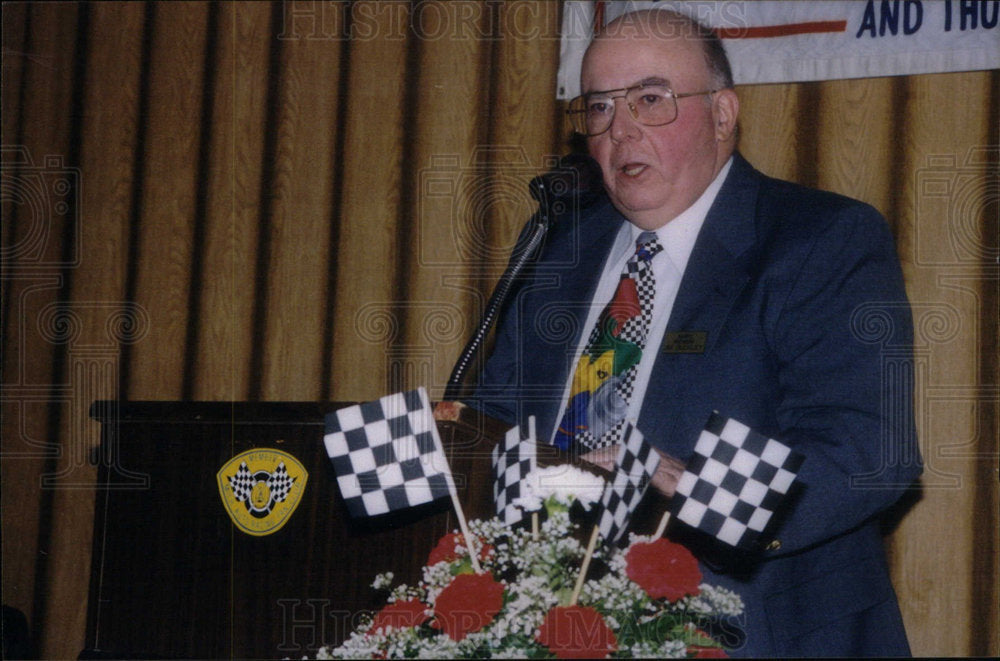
[628,155,733,274]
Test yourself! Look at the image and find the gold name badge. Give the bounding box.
[217,448,308,536]
[662,331,708,354]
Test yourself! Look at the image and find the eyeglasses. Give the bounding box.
[567,80,718,136]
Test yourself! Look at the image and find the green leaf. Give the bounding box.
[450,557,474,576]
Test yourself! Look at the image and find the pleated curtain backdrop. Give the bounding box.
[1,2,997,658]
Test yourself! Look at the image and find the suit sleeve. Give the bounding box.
[465,295,521,426]
[764,202,922,555]
[460,219,539,426]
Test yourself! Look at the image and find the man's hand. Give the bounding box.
[579,445,686,497]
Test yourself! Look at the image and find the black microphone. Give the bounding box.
[444,154,605,401]
[528,152,605,224]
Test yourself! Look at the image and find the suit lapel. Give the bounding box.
[553,200,624,328]
[639,154,762,455]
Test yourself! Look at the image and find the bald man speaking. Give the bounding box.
[471,9,920,657]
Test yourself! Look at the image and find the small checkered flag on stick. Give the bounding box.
[491,417,537,526]
[324,387,482,572]
[571,422,660,606]
[670,412,804,550]
[595,422,661,544]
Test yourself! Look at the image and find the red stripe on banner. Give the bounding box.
[593,1,605,34]
[715,20,848,39]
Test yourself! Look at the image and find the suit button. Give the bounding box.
[765,539,782,551]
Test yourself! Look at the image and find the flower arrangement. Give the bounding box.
[317,467,743,659]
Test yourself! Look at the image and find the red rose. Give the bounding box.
[625,538,702,601]
[369,598,429,633]
[427,532,492,566]
[684,627,728,657]
[432,572,505,641]
[536,605,617,659]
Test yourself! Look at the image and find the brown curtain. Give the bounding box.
[1,2,996,658]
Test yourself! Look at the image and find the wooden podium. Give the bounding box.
[83,400,509,659]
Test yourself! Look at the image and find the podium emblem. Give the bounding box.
[217,448,308,536]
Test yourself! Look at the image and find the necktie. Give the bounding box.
[554,231,663,452]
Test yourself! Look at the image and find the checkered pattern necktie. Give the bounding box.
[554,231,663,452]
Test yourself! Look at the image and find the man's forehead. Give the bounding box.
[582,29,705,90]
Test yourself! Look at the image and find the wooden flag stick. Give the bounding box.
[653,510,672,538]
[570,525,601,606]
[527,416,540,541]
[425,386,482,574]
[449,491,483,574]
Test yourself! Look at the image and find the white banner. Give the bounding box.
[558,0,1000,99]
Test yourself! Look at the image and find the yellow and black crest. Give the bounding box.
[217,448,308,536]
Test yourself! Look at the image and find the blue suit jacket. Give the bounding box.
[471,153,922,657]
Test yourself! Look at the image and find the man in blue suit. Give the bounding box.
[470,8,921,657]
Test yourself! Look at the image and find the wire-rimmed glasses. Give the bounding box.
[567,80,717,136]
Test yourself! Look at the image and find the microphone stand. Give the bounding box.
[444,154,602,401]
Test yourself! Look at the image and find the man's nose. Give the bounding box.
[609,96,641,142]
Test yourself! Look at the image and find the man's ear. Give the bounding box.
[713,88,739,142]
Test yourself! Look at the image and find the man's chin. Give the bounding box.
[608,195,673,229]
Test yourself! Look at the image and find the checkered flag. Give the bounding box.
[228,462,254,502]
[492,417,537,526]
[267,462,295,503]
[323,387,456,518]
[671,412,804,549]
[596,422,661,544]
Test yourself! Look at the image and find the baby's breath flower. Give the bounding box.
[371,572,394,590]
[627,637,688,658]
[319,505,743,659]
[420,562,456,604]
[687,583,745,616]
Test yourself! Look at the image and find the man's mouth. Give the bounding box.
[620,163,647,177]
